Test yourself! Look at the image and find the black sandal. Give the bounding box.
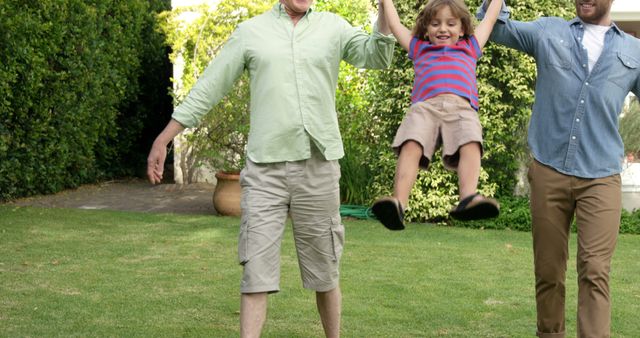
[371,197,405,231]
[449,193,500,221]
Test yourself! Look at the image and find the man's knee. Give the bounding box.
[577,257,611,286]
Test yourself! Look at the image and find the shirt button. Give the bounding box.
[585,82,589,86]
[576,118,580,122]
[572,136,576,140]
[580,100,584,103]
[582,64,586,68]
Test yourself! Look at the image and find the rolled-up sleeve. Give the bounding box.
[476,0,510,24]
[172,27,246,128]
[340,20,395,69]
[476,0,541,56]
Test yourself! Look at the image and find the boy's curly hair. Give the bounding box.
[413,0,474,41]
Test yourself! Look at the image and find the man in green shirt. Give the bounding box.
[147,1,394,337]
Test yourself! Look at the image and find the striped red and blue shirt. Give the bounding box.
[409,35,482,110]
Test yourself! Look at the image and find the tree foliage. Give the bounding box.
[0,0,172,200]
[158,0,272,174]
[620,96,640,158]
[158,0,577,222]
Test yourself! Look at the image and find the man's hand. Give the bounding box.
[146,119,186,185]
[376,0,391,36]
[147,142,167,184]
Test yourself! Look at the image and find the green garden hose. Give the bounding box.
[339,204,375,220]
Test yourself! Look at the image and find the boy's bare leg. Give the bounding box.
[393,141,424,208]
[316,286,342,338]
[456,142,481,200]
[240,292,268,338]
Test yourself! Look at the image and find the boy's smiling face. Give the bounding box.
[427,5,464,45]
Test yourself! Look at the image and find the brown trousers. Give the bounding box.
[528,160,621,338]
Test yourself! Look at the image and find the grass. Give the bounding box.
[1,205,639,337]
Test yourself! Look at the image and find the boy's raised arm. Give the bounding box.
[380,0,412,52]
[474,0,503,48]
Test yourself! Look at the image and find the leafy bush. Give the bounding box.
[449,196,532,231]
[0,0,171,200]
[153,0,585,226]
[361,0,575,221]
[450,196,640,235]
[620,96,640,158]
[620,208,640,234]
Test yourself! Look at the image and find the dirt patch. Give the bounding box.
[6,178,218,215]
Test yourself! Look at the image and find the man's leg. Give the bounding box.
[316,286,342,338]
[240,292,268,338]
[574,174,621,337]
[528,160,574,338]
[238,159,290,337]
[288,145,344,337]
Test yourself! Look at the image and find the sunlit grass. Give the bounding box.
[1,205,639,337]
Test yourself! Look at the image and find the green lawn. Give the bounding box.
[1,205,639,337]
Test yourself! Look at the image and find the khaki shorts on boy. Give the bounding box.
[238,145,344,294]
[392,94,483,170]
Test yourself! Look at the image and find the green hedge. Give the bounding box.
[449,196,640,235]
[0,0,172,201]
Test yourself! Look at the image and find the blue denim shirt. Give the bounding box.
[478,1,640,178]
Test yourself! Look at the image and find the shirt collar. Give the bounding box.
[273,3,313,21]
[569,17,623,36]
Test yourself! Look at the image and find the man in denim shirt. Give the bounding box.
[478,0,640,337]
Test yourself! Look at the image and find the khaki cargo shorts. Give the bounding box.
[238,146,344,294]
[392,94,483,170]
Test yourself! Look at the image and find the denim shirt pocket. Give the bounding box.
[607,52,639,89]
[545,37,572,69]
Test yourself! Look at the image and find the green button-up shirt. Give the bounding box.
[172,3,395,163]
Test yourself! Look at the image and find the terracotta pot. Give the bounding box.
[212,171,241,216]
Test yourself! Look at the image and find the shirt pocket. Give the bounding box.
[304,38,339,68]
[607,52,639,90]
[545,37,572,70]
[329,216,344,262]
